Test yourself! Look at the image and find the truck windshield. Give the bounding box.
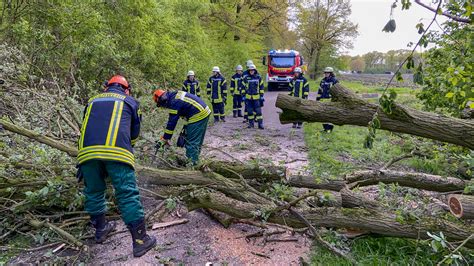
[270,56,295,67]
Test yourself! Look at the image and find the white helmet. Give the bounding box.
[236,65,243,71]
[187,70,195,76]
[324,67,334,73]
[212,66,220,72]
[294,67,302,73]
[248,64,256,70]
[246,60,254,67]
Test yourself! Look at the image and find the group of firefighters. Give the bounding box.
[76,63,338,257]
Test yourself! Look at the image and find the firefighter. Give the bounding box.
[289,67,309,129]
[77,75,156,257]
[317,67,339,132]
[181,70,201,97]
[241,60,254,123]
[153,89,211,164]
[206,66,227,122]
[230,65,244,118]
[242,64,264,129]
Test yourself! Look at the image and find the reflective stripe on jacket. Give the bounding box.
[206,74,227,103]
[77,86,141,168]
[289,75,309,99]
[163,91,211,140]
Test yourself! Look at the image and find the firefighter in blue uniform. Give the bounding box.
[317,67,339,132]
[230,65,244,118]
[77,75,156,257]
[153,89,211,164]
[241,60,253,123]
[206,66,227,122]
[242,64,264,129]
[289,67,309,129]
[181,70,201,97]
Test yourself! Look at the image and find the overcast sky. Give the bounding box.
[346,0,446,56]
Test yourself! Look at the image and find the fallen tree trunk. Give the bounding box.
[275,84,474,149]
[345,170,467,192]
[288,175,346,191]
[448,194,474,220]
[186,189,474,247]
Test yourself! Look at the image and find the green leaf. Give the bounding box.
[445,92,455,98]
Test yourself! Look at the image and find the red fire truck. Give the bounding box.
[262,49,305,91]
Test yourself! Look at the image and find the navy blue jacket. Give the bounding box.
[182,79,201,97]
[242,71,264,100]
[289,75,309,99]
[206,74,227,103]
[230,73,244,96]
[77,86,141,168]
[318,76,338,100]
[162,91,211,140]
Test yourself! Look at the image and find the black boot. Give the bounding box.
[221,116,226,122]
[292,123,297,128]
[248,120,254,128]
[237,110,243,117]
[214,116,219,123]
[258,121,264,130]
[127,218,157,257]
[90,213,116,244]
[233,111,237,118]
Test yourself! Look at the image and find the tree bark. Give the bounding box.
[345,170,467,192]
[288,175,346,191]
[275,84,474,149]
[448,194,474,220]
[186,189,474,247]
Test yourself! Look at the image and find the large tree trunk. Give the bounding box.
[275,84,474,149]
[186,189,474,247]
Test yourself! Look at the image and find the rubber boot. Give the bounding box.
[221,116,226,122]
[237,110,243,117]
[297,122,302,129]
[258,120,264,130]
[214,116,219,123]
[292,123,297,128]
[233,111,237,118]
[91,213,116,244]
[127,218,157,257]
[247,120,254,128]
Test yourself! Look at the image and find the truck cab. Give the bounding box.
[262,49,305,91]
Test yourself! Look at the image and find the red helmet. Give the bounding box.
[107,75,129,89]
[153,89,166,103]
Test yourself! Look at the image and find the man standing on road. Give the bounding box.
[181,70,201,97]
[289,67,309,129]
[153,89,211,164]
[317,67,339,132]
[206,66,227,122]
[77,75,156,257]
[230,65,244,118]
[242,64,264,129]
[241,60,254,123]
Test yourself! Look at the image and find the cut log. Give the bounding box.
[448,194,474,219]
[275,84,474,149]
[346,170,467,192]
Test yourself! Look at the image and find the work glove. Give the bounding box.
[76,164,84,183]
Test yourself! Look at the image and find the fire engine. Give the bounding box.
[262,49,305,90]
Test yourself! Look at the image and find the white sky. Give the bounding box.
[346,0,446,56]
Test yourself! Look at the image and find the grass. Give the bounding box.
[310,237,443,266]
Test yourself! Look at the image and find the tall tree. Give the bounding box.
[296,0,358,75]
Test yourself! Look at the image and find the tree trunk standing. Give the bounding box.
[448,194,474,219]
[313,47,322,77]
[275,85,474,149]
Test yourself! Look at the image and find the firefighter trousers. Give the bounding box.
[246,99,263,124]
[185,115,209,164]
[80,160,144,224]
[211,102,225,121]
